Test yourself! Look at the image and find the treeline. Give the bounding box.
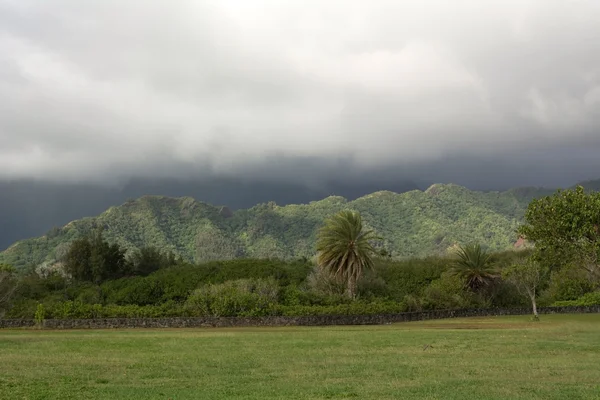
[3,245,597,320]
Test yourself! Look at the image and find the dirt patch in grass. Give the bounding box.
[398,316,557,330]
[413,322,540,330]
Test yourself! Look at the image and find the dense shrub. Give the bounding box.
[487,280,528,308]
[305,265,346,297]
[8,299,409,319]
[279,284,351,307]
[185,278,280,317]
[418,273,476,310]
[552,291,600,307]
[14,272,68,301]
[20,300,187,319]
[275,300,408,316]
[375,257,447,301]
[102,276,165,306]
[543,266,596,302]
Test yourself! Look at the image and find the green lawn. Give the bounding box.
[1,314,600,399]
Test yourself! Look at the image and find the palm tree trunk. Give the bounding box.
[346,277,356,299]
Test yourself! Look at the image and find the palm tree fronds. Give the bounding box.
[316,210,381,298]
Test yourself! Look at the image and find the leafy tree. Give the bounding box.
[64,237,93,281]
[316,210,380,299]
[503,258,546,319]
[449,244,497,292]
[63,229,128,283]
[0,263,17,318]
[518,186,600,280]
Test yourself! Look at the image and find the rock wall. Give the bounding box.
[1,305,599,329]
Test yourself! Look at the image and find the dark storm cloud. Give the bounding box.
[0,0,600,186]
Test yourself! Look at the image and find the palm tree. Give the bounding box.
[316,210,380,299]
[449,243,497,292]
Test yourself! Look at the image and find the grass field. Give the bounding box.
[1,314,600,399]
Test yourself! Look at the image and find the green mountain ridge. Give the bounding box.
[0,183,557,269]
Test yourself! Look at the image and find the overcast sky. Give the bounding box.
[1,0,600,189]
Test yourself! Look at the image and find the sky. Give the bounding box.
[1,0,600,190]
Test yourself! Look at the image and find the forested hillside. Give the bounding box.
[0,184,554,269]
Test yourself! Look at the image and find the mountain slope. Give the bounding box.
[0,178,420,250]
[0,184,555,269]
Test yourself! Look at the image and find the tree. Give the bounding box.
[63,228,129,282]
[0,263,17,319]
[503,258,546,319]
[449,244,497,292]
[316,210,380,299]
[518,186,600,281]
[129,246,177,276]
[64,237,93,281]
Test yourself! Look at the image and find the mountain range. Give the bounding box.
[0,182,565,270]
[0,178,421,251]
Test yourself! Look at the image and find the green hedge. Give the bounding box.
[275,301,408,317]
[7,299,410,319]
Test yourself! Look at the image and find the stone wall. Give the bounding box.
[1,305,599,329]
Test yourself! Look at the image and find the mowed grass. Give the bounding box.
[1,315,600,399]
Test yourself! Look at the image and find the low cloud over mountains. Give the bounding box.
[1,1,600,248]
[1,0,600,187]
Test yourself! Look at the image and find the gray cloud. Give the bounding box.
[1,0,600,186]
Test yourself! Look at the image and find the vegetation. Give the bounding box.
[0,245,549,320]
[316,210,380,298]
[519,185,600,281]
[514,185,600,316]
[0,263,16,318]
[1,315,599,399]
[0,184,553,269]
[34,303,45,328]
[448,243,497,292]
[1,185,599,321]
[503,258,545,319]
[553,291,600,307]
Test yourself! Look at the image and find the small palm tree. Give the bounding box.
[316,210,380,299]
[449,243,497,292]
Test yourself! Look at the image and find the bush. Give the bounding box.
[4,299,39,319]
[305,265,346,297]
[100,258,312,305]
[487,280,528,308]
[275,301,407,317]
[544,266,596,302]
[375,257,447,301]
[185,278,281,317]
[36,300,187,319]
[14,272,68,301]
[419,273,476,310]
[552,291,600,307]
[102,277,165,306]
[357,268,389,299]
